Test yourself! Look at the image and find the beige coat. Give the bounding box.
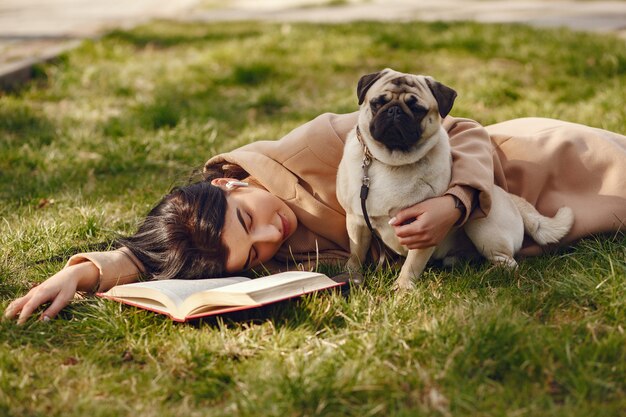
[67,113,626,290]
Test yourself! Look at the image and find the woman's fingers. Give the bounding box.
[5,283,64,324]
[397,231,436,248]
[16,287,54,324]
[394,220,426,238]
[393,216,435,246]
[389,205,422,227]
[17,299,41,325]
[41,290,74,321]
[3,295,28,320]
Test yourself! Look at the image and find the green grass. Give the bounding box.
[1,20,625,416]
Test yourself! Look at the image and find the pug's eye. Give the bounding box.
[370,96,389,112]
[406,96,427,114]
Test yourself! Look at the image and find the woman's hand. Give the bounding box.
[389,195,461,249]
[3,262,99,325]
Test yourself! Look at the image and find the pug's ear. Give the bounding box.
[357,71,384,105]
[425,78,457,118]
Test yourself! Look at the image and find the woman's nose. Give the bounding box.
[252,223,282,244]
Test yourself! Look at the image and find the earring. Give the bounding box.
[225,180,249,190]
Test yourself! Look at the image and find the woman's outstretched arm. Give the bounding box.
[4,248,143,324]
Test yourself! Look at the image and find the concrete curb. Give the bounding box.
[0,40,81,91]
[0,0,198,91]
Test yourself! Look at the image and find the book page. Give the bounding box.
[181,271,335,316]
[112,277,250,307]
[208,271,325,295]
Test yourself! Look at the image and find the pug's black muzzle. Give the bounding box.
[369,104,424,152]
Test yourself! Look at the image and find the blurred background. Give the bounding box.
[2,0,625,89]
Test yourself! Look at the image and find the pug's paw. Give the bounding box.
[392,275,415,292]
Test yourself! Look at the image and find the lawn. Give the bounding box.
[1,20,625,417]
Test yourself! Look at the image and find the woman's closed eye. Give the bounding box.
[236,208,254,269]
[245,210,260,269]
[246,211,258,263]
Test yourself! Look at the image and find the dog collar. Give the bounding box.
[356,126,375,162]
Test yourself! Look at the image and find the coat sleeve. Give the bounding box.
[65,247,144,292]
[442,116,495,225]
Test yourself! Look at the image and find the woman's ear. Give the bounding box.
[211,178,234,188]
[211,178,249,191]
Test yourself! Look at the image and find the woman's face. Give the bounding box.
[212,178,298,273]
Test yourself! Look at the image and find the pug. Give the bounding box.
[336,68,574,289]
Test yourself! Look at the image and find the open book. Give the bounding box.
[99,271,342,322]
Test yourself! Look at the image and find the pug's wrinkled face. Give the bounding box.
[357,69,457,153]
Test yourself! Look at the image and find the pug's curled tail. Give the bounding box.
[508,194,575,245]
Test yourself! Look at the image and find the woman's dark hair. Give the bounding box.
[117,181,229,280]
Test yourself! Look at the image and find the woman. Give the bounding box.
[5,112,626,324]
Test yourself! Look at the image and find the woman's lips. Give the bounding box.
[280,213,290,241]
